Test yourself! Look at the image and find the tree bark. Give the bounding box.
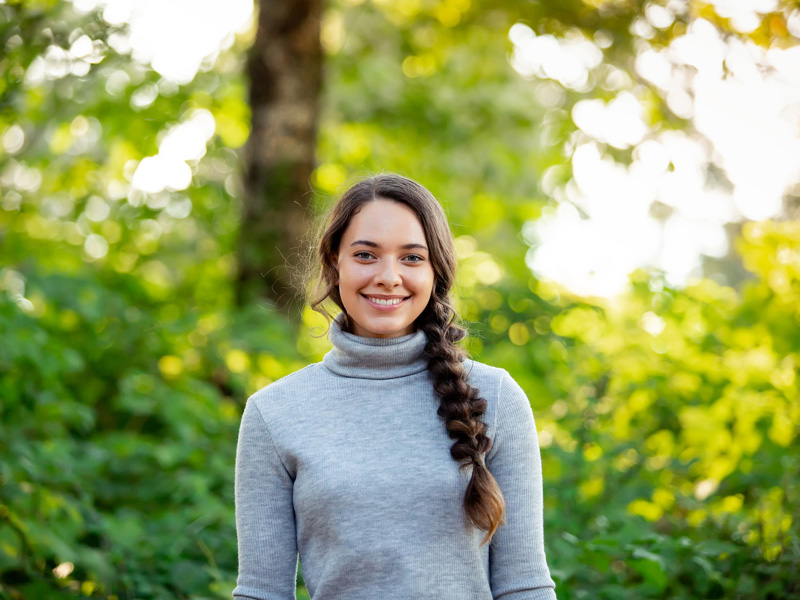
[237,0,323,314]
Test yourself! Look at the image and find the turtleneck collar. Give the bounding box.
[322,314,430,379]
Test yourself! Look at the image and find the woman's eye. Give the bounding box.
[354,251,373,260]
[405,255,424,263]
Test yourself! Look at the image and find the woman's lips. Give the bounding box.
[361,294,409,311]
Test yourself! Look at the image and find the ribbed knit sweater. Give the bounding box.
[233,317,557,600]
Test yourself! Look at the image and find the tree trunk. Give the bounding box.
[236,0,323,315]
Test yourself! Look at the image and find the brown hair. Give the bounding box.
[307,173,506,546]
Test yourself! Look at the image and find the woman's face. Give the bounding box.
[335,198,435,338]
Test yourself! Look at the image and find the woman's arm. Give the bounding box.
[487,371,557,600]
[233,397,298,600]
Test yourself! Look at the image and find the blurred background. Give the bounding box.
[1,0,799,598]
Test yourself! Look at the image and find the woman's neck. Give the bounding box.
[321,314,429,379]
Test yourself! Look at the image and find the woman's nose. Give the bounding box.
[375,259,402,286]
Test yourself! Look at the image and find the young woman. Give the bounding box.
[233,174,557,600]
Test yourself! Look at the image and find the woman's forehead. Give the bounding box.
[343,200,427,246]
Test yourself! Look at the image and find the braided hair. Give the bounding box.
[307,173,506,546]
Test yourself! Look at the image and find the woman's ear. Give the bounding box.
[331,253,339,285]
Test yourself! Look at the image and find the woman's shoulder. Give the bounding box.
[462,359,532,412]
[246,363,325,408]
[462,358,512,390]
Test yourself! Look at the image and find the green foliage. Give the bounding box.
[0,2,291,598]
[0,266,301,599]
[446,234,800,598]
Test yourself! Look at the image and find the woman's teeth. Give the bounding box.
[368,297,403,305]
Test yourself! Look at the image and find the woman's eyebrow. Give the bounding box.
[350,240,428,251]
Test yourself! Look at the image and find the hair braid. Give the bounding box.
[418,302,506,547]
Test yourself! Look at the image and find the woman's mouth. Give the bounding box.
[361,294,409,309]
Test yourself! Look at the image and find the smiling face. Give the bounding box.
[334,198,435,338]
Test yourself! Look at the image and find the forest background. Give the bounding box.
[1,0,800,598]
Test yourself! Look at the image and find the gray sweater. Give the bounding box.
[233,317,557,600]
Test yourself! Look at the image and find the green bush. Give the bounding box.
[0,266,299,599]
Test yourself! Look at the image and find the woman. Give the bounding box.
[233,174,557,600]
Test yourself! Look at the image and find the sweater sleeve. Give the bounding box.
[487,371,557,600]
[233,397,298,600]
